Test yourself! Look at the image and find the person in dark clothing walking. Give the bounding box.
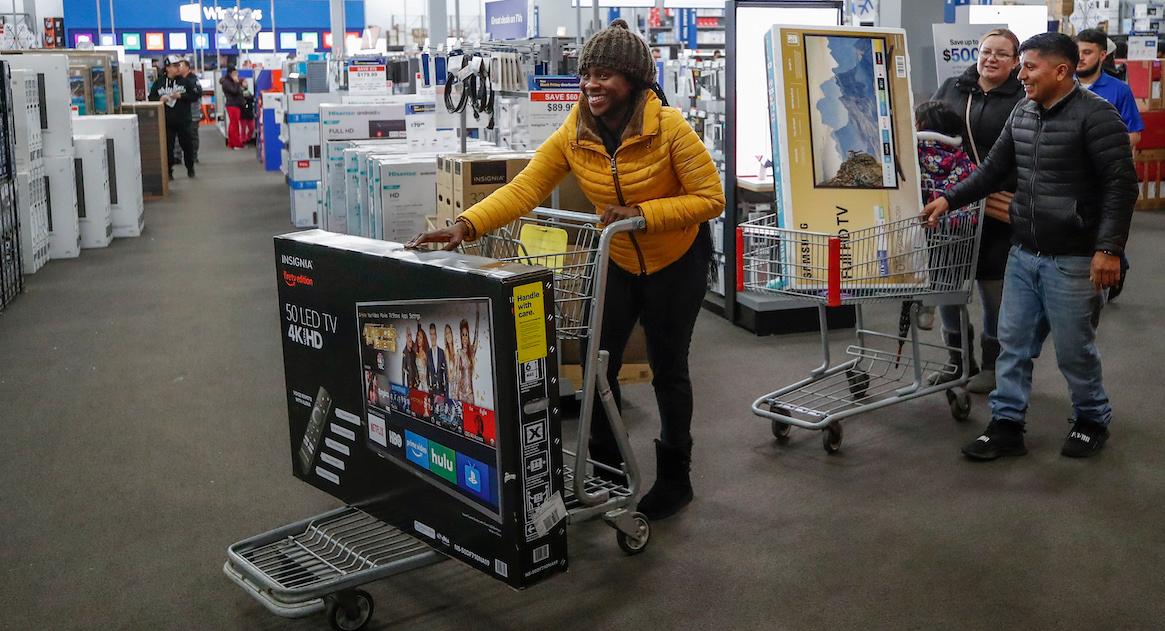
[180,60,203,164]
[408,20,724,520]
[148,56,201,178]
[923,33,1138,461]
[929,28,1025,394]
[221,65,246,150]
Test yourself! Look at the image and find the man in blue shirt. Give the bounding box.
[1076,29,1142,301]
[1076,29,1143,147]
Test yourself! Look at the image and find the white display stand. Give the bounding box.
[72,134,113,249]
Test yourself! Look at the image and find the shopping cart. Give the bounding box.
[225,209,650,631]
[739,199,984,453]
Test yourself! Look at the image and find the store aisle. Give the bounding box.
[2,129,1164,629]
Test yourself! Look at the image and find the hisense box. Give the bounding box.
[73,134,112,249]
[275,231,567,589]
[44,155,80,259]
[371,155,438,242]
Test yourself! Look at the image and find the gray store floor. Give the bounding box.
[2,129,1164,630]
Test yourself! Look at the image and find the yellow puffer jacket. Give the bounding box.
[459,90,725,275]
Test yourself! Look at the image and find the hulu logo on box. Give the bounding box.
[429,442,457,483]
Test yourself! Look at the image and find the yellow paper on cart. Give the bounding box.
[764,25,927,290]
[518,224,568,271]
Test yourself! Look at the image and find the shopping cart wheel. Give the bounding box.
[846,368,870,400]
[616,512,651,555]
[767,404,792,441]
[326,589,374,631]
[946,389,972,422]
[822,423,843,454]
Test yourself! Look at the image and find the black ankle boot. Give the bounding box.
[637,440,693,520]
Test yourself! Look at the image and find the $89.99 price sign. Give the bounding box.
[528,76,580,146]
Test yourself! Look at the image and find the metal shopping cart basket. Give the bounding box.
[739,199,984,454]
[225,209,650,631]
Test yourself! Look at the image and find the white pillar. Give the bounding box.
[330,0,346,59]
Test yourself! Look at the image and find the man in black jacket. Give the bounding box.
[923,32,1138,460]
[148,56,202,178]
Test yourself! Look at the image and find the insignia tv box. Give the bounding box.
[275,230,567,588]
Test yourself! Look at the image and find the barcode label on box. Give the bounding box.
[494,559,509,578]
[533,544,549,564]
[895,56,907,78]
[532,491,567,538]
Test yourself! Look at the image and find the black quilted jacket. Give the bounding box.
[944,86,1138,257]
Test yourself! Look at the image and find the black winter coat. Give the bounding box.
[148,74,202,124]
[944,86,1138,258]
[931,65,1025,280]
[220,76,244,108]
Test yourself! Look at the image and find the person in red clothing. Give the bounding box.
[220,65,246,150]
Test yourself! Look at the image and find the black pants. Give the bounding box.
[589,228,711,456]
[167,118,195,173]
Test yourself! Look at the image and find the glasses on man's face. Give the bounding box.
[980,50,1015,61]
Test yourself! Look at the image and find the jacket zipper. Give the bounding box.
[1029,113,1042,252]
[609,153,648,275]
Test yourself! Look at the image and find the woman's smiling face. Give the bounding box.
[580,66,633,119]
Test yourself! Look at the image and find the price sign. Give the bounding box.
[406,102,438,151]
[932,23,1004,85]
[1127,36,1157,61]
[527,76,580,147]
[348,63,387,93]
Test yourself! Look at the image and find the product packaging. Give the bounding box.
[275,231,568,589]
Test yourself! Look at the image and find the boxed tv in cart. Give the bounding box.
[275,231,567,589]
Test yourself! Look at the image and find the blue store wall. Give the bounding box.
[64,0,365,53]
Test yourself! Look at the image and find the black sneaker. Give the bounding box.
[187,168,196,178]
[961,419,1027,460]
[1061,420,1109,458]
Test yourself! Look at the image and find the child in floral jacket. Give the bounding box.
[916,100,977,202]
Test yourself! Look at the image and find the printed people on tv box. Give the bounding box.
[358,299,502,517]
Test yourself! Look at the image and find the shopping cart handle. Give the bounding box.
[605,216,647,234]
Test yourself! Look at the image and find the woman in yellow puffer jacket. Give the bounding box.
[409,19,724,520]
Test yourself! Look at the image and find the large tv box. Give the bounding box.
[275,231,568,589]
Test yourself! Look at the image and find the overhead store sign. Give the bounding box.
[485,0,528,40]
[527,76,580,146]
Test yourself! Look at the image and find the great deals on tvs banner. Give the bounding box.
[275,231,567,589]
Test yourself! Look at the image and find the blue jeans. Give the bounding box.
[989,246,1111,425]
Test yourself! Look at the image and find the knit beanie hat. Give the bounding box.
[578,19,656,86]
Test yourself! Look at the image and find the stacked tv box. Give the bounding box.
[10,68,49,273]
[72,134,112,249]
[72,115,145,238]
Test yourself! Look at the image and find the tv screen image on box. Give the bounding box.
[357,298,501,521]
